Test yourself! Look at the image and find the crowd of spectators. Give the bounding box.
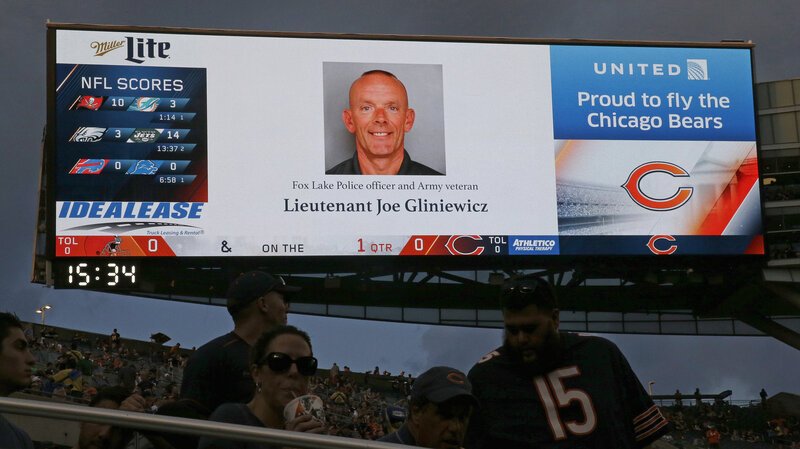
[307,367,409,440]
[16,323,412,445]
[770,243,800,260]
[762,183,800,202]
[22,324,186,408]
[661,400,800,448]
[556,183,644,235]
[12,322,800,449]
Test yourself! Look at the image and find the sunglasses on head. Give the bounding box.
[503,278,542,295]
[260,352,317,376]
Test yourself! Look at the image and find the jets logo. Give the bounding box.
[127,129,161,143]
[622,162,693,211]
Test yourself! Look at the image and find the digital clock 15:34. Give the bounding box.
[66,262,136,287]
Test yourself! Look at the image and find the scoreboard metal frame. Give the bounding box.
[43,24,766,290]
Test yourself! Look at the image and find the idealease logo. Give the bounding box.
[125,37,170,64]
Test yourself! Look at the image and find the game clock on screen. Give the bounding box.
[56,261,137,288]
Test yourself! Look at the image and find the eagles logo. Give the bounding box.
[69,127,106,142]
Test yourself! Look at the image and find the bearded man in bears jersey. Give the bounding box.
[464,277,669,448]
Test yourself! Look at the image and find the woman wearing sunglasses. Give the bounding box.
[199,325,326,449]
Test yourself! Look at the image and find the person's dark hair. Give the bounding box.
[500,276,558,312]
[226,271,298,321]
[90,385,130,407]
[153,399,207,449]
[249,325,312,367]
[0,312,23,350]
[407,395,430,418]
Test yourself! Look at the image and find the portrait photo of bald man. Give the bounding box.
[324,63,446,176]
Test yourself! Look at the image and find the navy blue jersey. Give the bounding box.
[466,332,668,448]
[180,331,253,415]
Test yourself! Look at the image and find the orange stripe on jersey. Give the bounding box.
[636,419,669,442]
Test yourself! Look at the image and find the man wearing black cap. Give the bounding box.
[180,271,300,415]
[380,366,477,449]
[465,277,669,449]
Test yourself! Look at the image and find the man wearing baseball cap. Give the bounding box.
[380,366,478,449]
[181,271,300,415]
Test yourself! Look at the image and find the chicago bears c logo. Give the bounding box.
[647,235,677,255]
[444,235,484,256]
[447,372,466,384]
[622,162,693,211]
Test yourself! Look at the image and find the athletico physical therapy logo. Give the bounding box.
[622,162,693,211]
[511,238,556,252]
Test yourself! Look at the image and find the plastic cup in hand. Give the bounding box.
[283,394,325,424]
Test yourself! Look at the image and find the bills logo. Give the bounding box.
[127,129,161,143]
[128,97,160,112]
[444,235,484,256]
[71,96,104,110]
[69,127,106,142]
[69,159,108,174]
[622,162,693,211]
[647,235,677,255]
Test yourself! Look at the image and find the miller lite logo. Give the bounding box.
[91,40,125,56]
[91,36,171,64]
[125,37,170,64]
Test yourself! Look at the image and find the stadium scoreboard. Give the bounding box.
[44,24,765,289]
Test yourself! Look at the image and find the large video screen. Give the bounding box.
[49,26,762,259]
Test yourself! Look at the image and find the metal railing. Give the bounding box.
[0,397,407,449]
